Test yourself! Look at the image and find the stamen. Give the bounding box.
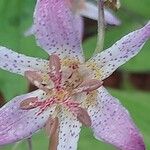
[49,54,61,87]
[66,71,83,90]
[73,79,103,93]
[20,97,38,110]
[64,100,79,108]
[25,71,43,85]
[62,98,80,116]
[25,71,49,92]
[36,99,54,115]
[48,117,59,150]
[77,107,91,127]
[45,117,52,137]
[45,117,59,138]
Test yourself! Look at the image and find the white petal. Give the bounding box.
[57,109,81,150]
[0,46,49,75]
[79,1,121,25]
[89,21,150,80]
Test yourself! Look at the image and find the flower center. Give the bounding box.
[53,89,68,102]
[20,55,103,126]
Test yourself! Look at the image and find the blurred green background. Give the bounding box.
[0,0,150,150]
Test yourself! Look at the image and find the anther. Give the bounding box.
[20,97,38,110]
[73,79,103,93]
[77,107,91,127]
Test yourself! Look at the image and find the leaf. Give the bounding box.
[0,70,28,101]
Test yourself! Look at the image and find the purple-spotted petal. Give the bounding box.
[57,109,81,150]
[74,15,84,41]
[79,1,121,25]
[0,90,55,145]
[0,46,49,75]
[89,21,150,80]
[88,87,145,150]
[26,17,83,43]
[33,0,84,62]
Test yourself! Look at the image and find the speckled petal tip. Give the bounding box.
[0,46,49,75]
[33,0,84,62]
[89,21,150,80]
[80,1,121,25]
[57,109,81,150]
[0,90,55,145]
[88,87,145,150]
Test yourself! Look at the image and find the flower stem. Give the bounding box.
[12,142,21,150]
[27,138,33,150]
[94,0,105,55]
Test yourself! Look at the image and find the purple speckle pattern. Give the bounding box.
[57,109,81,150]
[74,15,83,42]
[33,0,84,62]
[0,90,55,145]
[89,22,150,80]
[88,87,145,150]
[0,46,49,75]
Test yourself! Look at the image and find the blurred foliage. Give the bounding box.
[0,0,48,100]
[0,0,150,150]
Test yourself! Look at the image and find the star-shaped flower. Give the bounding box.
[0,0,150,150]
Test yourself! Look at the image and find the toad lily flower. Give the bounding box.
[0,0,150,149]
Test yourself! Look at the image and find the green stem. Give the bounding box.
[27,138,33,150]
[11,138,32,150]
[94,0,105,55]
[12,142,22,150]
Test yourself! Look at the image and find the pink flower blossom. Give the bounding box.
[0,0,149,149]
